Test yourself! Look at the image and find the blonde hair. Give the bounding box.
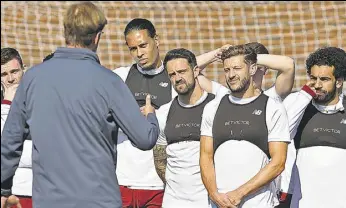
[63,2,107,48]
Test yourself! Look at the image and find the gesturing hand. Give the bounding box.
[140,94,155,116]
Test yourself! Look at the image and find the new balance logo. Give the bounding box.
[252,109,262,115]
[341,119,346,124]
[159,82,169,87]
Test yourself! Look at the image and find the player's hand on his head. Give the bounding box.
[215,44,232,63]
[2,83,19,102]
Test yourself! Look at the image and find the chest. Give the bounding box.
[125,66,172,109]
[295,106,346,150]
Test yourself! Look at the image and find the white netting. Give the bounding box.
[1,1,345,90]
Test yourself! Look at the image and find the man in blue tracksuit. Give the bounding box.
[1,2,159,208]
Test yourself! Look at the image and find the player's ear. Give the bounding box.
[336,77,343,89]
[154,34,159,47]
[193,66,200,79]
[94,31,102,46]
[249,63,257,76]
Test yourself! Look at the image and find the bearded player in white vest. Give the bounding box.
[283,47,346,208]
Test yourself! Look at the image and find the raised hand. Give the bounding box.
[140,94,155,117]
[2,83,19,102]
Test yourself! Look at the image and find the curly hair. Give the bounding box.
[306,47,346,79]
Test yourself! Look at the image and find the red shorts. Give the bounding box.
[10,196,32,208]
[119,186,164,208]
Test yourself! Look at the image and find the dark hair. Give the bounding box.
[221,44,257,65]
[306,47,346,79]
[163,48,198,71]
[43,52,55,62]
[1,47,24,68]
[124,18,156,38]
[245,42,269,54]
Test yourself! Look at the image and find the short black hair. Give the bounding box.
[306,47,346,79]
[163,48,197,70]
[1,47,24,67]
[124,18,156,38]
[245,42,269,54]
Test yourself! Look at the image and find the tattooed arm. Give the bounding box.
[154,102,171,184]
[153,144,167,184]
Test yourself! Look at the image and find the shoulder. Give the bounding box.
[266,96,287,118]
[156,99,175,129]
[283,91,310,106]
[206,94,224,109]
[212,81,230,96]
[156,99,174,117]
[264,86,282,102]
[203,94,225,118]
[112,65,132,81]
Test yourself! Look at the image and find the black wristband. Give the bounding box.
[1,188,12,197]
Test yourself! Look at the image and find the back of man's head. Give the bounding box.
[124,18,156,38]
[1,47,24,68]
[63,2,107,49]
[245,42,269,54]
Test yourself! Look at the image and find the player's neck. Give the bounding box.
[232,81,260,99]
[178,82,204,105]
[153,54,162,69]
[66,44,93,51]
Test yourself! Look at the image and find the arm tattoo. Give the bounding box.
[153,144,167,184]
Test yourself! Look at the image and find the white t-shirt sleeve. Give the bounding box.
[283,91,313,138]
[266,97,291,143]
[211,81,230,97]
[264,85,282,102]
[278,140,296,194]
[200,97,223,137]
[112,66,131,82]
[155,101,173,145]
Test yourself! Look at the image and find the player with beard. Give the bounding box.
[153,48,216,208]
[198,42,296,206]
[283,47,346,208]
[200,45,291,208]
